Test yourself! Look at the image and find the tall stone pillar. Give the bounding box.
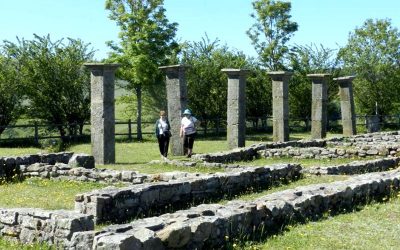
[267,71,292,142]
[159,65,188,156]
[334,76,356,136]
[84,63,119,164]
[222,69,249,149]
[307,74,331,139]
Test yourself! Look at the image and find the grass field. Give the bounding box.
[1,134,399,249]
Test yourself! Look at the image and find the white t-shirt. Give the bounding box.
[181,116,197,135]
[158,119,169,134]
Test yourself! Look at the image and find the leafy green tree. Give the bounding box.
[246,63,272,120]
[338,19,400,115]
[3,35,94,140]
[181,37,243,121]
[0,54,23,135]
[289,44,340,126]
[105,0,178,140]
[181,36,270,129]
[247,0,298,70]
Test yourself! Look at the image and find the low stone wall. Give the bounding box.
[260,145,400,159]
[303,157,400,175]
[0,208,93,248]
[0,152,95,181]
[327,131,400,146]
[75,164,302,223]
[20,163,148,184]
[71,169,400,250]
[193,140,326,163]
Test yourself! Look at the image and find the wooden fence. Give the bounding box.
[0,115,399,143]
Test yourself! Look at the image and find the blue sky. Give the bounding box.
[1,0,399,60]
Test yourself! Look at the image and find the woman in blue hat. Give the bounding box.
[180,108,198,157]
[155,110,171,159]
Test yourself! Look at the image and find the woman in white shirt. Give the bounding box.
[180,109,198,158]
[155,110,171,159]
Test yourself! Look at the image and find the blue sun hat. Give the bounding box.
[183,109,192,115]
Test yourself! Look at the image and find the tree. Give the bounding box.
[0,54,23,135]
[247,0,298,70]
[181,37,244,121]
[105,0,179,140]
[3,35,94,141]
[181,36,270,131]
[338,19,400,116]
[288,44,340,127]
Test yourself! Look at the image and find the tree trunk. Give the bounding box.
[57,125,67,143]
[136,86,143,141]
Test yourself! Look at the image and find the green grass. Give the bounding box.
[0,178,112,210]
[242,195,400,250]
[0,147,50,157]
[0,239,52,250]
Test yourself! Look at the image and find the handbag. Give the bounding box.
[164,130,172,137]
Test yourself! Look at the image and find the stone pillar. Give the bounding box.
[267,71,293,142]
[222,69,249,149]
[307,74,331,139]
[334,76,357,136]
[84,63,119,164]
[159,65,188,156]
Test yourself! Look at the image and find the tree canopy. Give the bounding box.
[338,19,400,115]
[0,54,23,135]
[289,44,340,122]
[106,0,179,139]
[2,35,94,140]
[247,0,298,70]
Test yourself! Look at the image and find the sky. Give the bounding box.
[1,0,399,60]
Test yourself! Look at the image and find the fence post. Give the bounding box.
[128,119,132,141]
[34,122,39,145]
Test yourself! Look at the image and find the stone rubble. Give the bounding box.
[75,164,302,223]
[69,169,400,250]
[1,131,400,248]
[0,208,93,248]
[303,157,400,175]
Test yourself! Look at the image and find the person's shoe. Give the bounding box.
[187,154,192,158]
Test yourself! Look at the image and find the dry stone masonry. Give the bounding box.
[0,208,93,248]
[0,152,94,181]
[2,131,400,248]
[75,164,302,223]
[21,163,148,184]
[69,169,400,249]
[193,140,327,163]
[303,157,400,175]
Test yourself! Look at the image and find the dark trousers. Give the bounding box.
[157,134,170,157]
[183,133,196,150]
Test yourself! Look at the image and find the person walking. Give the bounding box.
[180,109,198,158]
[155,110,171,159]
